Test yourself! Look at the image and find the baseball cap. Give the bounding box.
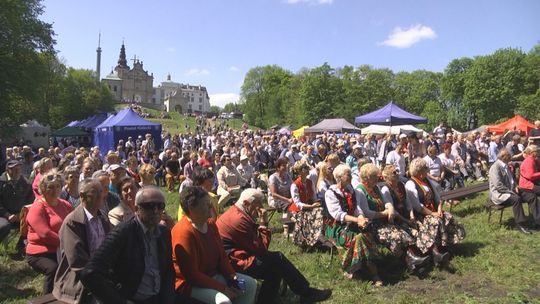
[107,164,125,172]
[6,160,22,168]
[353,144,363,150]
[399,134,407,139]
[240,154,249,161]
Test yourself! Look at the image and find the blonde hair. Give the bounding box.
[523,145,538,157]
[409,158,429,177]
[359,163,380,184]
[382,164,398,181]
[38,169,65,195]
[317,161,334,190]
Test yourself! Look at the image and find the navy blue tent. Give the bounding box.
[355,101,427,125]
[93,108,162,153]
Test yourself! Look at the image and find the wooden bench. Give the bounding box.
[484,199,510,226]
[440,182,489,210]
[27,293,66,304]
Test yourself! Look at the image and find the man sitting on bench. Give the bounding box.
[488,149,531,234]
[216,188,332,304]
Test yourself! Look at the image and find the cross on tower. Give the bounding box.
[131,54,137,65]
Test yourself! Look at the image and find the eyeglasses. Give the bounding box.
[46,174,63,181]
[138,201,166,210]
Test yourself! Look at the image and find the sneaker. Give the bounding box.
[300,288,332,303]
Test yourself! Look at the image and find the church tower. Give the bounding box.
[115,41,129,78]
[96,33,102,82]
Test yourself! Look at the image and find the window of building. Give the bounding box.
[199,97,202,103]
[113,86,117,92]
[199,105,202,111]
[191,97,194,102]
[189,104,192,109]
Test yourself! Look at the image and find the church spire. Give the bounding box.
[117,41,128,68]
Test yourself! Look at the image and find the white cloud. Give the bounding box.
[230,66,240,72]
[166,47,176,53]
[184,68,210,76]
[380,24,437,48]
[210,93,240,108]
[284,0,333,5]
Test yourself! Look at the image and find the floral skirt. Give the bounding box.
[369,221,415,255]
[412,212,466,254]
[324,224,379,273]
[291,207,325,247]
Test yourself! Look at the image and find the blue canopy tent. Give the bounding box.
[355,101,427,125]
[93,108,162,153]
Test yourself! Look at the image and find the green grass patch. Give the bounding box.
[2,190,539,303]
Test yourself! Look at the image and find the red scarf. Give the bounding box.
[411,177,436,212]
[340,186,354,215]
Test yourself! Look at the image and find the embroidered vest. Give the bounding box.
[357,184,385,212]
[411,177,437,212]
[293,177,314,205]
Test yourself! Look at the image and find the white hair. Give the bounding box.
[135,186,165,205]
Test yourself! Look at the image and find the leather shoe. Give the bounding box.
[406,250,430,271]
[516,225,532,235]
[432,249,450,267]
[300,288,332,303]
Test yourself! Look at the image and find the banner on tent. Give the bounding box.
[114,126,158,131]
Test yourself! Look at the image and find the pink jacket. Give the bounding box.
[26,198,73,255]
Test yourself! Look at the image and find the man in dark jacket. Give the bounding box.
[0,160,34,256]
[81,186,199,304]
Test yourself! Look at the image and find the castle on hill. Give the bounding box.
[98,40,211,114]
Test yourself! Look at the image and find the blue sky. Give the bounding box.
[41,0,539,107]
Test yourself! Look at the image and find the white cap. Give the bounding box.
[399,134,407,139]
[240,154,249,161]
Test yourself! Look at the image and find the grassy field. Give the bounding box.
[1,189,539,304]
[115,104,249,134]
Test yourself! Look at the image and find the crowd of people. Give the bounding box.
[0,118,539,304]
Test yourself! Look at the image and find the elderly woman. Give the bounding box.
[518,145,540,226]
[32,157,53,197]
[357,163,427,270]
[26,169,73,293]
[125,156,140,183]
[60,165,81,208]
[108,176,138,226]
[267,157,294,211]
[324,164,381,286]
[290,161,323,247]
[216,154,245,208]
[172,186,257,304]
[405,158,465,267]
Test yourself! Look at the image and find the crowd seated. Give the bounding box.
[0,119,539,303]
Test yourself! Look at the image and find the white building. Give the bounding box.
[153,74,211,113]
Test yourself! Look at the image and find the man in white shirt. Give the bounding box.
[386,144,407,181]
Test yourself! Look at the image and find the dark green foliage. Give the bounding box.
[240,45,540,131]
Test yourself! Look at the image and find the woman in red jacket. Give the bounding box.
[172,186,257,304]
[26,169,73,293]
[518,145,540,227]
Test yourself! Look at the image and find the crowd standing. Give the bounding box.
[0,117,539,303]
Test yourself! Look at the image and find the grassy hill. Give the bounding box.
[114,104,252,134]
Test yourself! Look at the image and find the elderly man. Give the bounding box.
[345,144,363,171]
[107,164,126,195]
[81,186,178,304]
[529,120,540,146]
[53,179,111,303]
[0,160,34,256]
[489,150,530,234]
[216,188,332,304]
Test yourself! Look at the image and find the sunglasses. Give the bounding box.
[46,174,63,181]
[138,201,165,210]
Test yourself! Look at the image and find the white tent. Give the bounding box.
[361,124,426,136]
[19,120,50,148]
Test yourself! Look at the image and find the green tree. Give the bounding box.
[394,70,442,129]
[0,0,55,136]
[209,105,221,113]
[441,57,474,130]
[240,65,293,128]
[464,48,527,126]
[300,63,344,125]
